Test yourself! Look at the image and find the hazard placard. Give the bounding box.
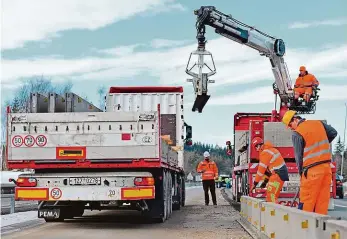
[12,135,23,147]
[36,135,47,147]
[24,135,35,147]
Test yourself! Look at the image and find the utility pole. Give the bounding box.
[341,102,347,176]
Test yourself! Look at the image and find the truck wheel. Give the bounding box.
[173,176,181,211]
[168,172,173,217]
[148,170,168,223]
[165,171,171,219]
[236,176,241,202]
[181,179,186,207]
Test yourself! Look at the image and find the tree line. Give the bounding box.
[184,142,234,177]
[333,136,347,177]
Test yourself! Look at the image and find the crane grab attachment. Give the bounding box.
[185,24,217,113]
[185,6,319,118]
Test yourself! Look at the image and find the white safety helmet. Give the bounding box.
[203,151,210,158]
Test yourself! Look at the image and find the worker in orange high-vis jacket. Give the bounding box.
[282,110,337,215]
[197,151,219,206]
[250,138,289,203]
[294,66,319,103]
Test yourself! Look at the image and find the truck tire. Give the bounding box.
[173,175,181,211]
[242,172,249,196]
[236,176,241,202]
[168,171,173,217]
[181,179,186,207]
[147,170,168,223]
[165,171,172,219]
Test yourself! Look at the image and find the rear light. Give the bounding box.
[16,177,37,187]
[134,177,155,186]
[121,133,131,140]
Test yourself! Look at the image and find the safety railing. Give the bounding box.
[1,193,38,215]
[1,194,16,214]
[240,196,347,239]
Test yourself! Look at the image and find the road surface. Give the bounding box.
[329,198,347,220]
[2,187,251,239]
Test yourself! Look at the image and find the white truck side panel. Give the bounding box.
[8,111,159,161]
[105,92,184,169]
[263,122,293,147]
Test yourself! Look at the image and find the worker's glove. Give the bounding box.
[260,178,269,188]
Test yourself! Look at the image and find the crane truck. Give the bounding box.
[185,6,337,207]
[6,87,192,222]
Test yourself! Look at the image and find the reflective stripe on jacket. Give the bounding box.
[197,160,218,181]
[255,142,289,183]
[295,120,331,167]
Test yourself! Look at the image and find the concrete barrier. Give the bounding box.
[240,196,347,239]
[324,220,347,239]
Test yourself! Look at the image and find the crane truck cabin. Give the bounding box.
[7,87,193,223]
[185,6,336,207]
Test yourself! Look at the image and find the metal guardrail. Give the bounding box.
[1,194,16,214]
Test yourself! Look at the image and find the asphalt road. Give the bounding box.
[1,187,251,239]
[329,198,347,220]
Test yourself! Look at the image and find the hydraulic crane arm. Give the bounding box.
[186,6,295,115]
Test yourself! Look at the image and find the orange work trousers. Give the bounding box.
[299,163,332,215]
[266,173,284,203]
[294,87,312,101]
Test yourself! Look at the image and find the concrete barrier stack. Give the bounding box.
[240,196,347,239]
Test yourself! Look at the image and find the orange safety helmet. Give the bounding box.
[252,137,264,148]
[299,66,306,71]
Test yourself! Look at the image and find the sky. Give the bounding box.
[1,0,347,147]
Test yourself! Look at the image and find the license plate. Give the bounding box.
[38,209,60,219]
[69,177,101,185]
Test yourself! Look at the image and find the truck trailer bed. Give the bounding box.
[6,108,180,171]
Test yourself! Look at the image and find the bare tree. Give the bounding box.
[1,77,73,145]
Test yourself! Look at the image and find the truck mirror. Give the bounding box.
[185,138,193,146]
[185,125,192,139]
[225,140,232,156]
